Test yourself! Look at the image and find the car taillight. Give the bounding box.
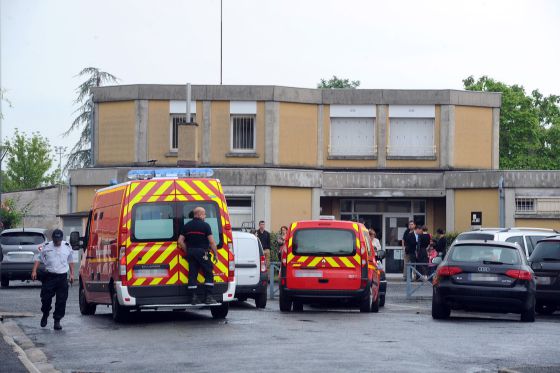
[228,246,235,282]
[437,266,463,277]
[119,247,127,279]
[260,255,266,272]
[506,269,533,281]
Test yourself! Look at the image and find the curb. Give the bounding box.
[0,319,60,373]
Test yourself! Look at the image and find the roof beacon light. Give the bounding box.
[127,168,214,180]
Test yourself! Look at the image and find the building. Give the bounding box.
[66,84,560,272]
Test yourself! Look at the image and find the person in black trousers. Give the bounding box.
[435,228,447,258]
[415,226,431,281]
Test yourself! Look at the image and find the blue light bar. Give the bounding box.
[127,168,214,180]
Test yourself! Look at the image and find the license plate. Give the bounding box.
[536,276,551,285]
[7,253,34,262]
[470,273,498,282]
[134,269,169,278]
[294,270,323,278]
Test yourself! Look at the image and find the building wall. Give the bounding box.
[433,198,446,232]
[515,218,559,230]
[454,106,493,169]
[148,100,173,165]
[98,101,136,165]
[278,103,318,167]
[76,186,99,212]
[454,189,499,232]
[270,187,312,231]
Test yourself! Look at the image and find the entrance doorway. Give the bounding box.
[383,215,410,273]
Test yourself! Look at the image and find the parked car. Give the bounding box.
[455,227,557,258]
[528,235,560,315]
[232,231,268,308]
[432,240,536,322]
[279,220,381,313]
[0,228,48,287]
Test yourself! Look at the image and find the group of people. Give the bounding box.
[401,220,447,281]
[254,221,288,267]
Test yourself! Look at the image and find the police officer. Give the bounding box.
[31,229,74,330]
[178,207,219,305]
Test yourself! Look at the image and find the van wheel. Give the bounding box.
[0,277,8,288]
[111,291,129,323]
[379,294,386,307]
[255,292,267,309]
[279,291,292,312]
[79,284,96,315]
[371,292,380,313]
[211,303,229,319]
[536,303,556,315]
[431,293,450,320]
[360,287,372,313]
[293,301,304,312]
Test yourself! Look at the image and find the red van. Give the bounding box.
[279,220,381,313]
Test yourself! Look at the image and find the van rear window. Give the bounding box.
[456,233,494,241]
[293,229,355,256]
[0,232,45,245]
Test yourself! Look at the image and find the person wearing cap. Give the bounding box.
[31,229,74,330]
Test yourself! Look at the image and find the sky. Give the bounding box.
[1,0,559,167]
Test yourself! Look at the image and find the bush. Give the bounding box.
[0,199,23,229]
[444,232,460,247]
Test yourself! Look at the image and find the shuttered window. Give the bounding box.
[231,115,256,152]
[330,117,376,156]
[388,118,435,157]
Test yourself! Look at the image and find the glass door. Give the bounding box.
[383,215,411,273]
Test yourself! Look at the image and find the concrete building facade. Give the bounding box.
[66,85,560,273]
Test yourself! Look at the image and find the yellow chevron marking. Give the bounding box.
[287,252,294,263]
[177,181,204,200]
[353,254,361,264]
[325,257,340,267]
[297,256,308,263]
[179,272,188,283]
[129,182,140,195]
[150,278,163,285]
[356,238,361,248]
[179,256,188,270]
[137,244,162,264]
[353,223,359,232]
[339,257,354,268]
[308,257,322,267]
[127,244,146,264]
[164,195,175,202]
[291,222,297,231]
[127,270,133,281]
[133,278,146,286]
[176,194,187,201]
[153,245,176,264]
[167,272,179,285]
[288,237,292,248]
[97,185,127,196]
[193,180,220,206]
[129,181,157,208]
[169,256,179,270]
[215,260,227,274]
[147,181,173,202]
[219,248,228,261]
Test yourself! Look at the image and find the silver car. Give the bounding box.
[0,228,48,287]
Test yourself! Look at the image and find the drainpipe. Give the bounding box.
[499,176,505,228]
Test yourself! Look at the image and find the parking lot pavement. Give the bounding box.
[1,281,560,373]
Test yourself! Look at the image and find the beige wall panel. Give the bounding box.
[433,198,446,232]
[385,106,441,169]
[454,106,493,169]
[77,186,100,212]
[454,189,499,232]
[426,199,435,234]
[279,103,318,167]
[271,187,312,231]
[98,102,136,164]
[515,219,560,230]
[147,100,174,166]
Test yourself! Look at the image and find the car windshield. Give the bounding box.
[293,229,355,256]
[456,233,494,241]
[0,232,45,245]
[530,241,560,261]
[450,244,521,264]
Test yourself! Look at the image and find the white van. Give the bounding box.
[232,231,268,308]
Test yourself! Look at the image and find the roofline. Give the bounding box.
[92,84,501,108]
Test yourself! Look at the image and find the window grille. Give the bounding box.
[231,115,255,151]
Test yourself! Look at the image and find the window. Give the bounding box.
[230,115,256,152]
[450,244,521,264]
[132,203,174,241]
[456,232,494,241]
[330,118,376,156]
[530,241,560,261]
[515,198,535,213]
[293,229,355,256]
[388,118,435,157]
[506,236,526,251]
[0,232,45,245]
[170,114,196,151]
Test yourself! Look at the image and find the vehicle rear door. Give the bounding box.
[530,241,560,290]
[233,234,260,287]
[0,231,45,267]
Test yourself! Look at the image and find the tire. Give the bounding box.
[360,287,373,313]
[254,292,267,309]
[79,284,96,315]
[535,303,556,315]
[293,301,304,312]
[279,291,292,312]
[379,294,386,307]
[111,290,129,323]
[431,293,451,320]
[521,301,536,322]
[211,303,229,319]
[0,277,8,288]
[371,292,380,313]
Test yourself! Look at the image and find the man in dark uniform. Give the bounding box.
[31,229,74,330]
[256,221,271,268]
[178,207,219,305]
[402,220,416,279]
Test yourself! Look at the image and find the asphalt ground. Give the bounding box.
[1,279,560,373]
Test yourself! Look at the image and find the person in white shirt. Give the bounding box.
[31,229,74,330]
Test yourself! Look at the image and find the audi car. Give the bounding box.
[431,240,536,322]
[529,235,560,315]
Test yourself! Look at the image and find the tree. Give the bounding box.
[2,130,59,192]
[318,75,360,89]
[463,76,560,169]
[65,67,118,170]
[0,199,24,229]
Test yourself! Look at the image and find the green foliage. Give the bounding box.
[318,75,360,89]
[2,130,58,192]
[66,67,118,170]
[463,76,560,169]
[0,199,24,229]
[444,232,459,248]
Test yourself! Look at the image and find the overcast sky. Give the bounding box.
[1,0,559,165]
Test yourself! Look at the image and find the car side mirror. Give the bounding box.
[432,256,443,265]
[377,250,386,260]
[70,231,82,250]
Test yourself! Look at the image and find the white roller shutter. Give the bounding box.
[388,118,434,157]
[330,118,375,156]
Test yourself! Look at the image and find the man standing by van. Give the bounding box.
[256,221,271,268]
[402,220,416,280]
[178,207,219,305]
[31,229,74,330]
